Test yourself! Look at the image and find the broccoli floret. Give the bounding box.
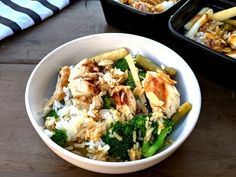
[46,109,58,118]
[142,119,173,158]
[51,129,67,147]
[113,58,135,89]
[102,114,174,160]
[44,109,58,120]
[102,114,175,160]
[102,122,134,160]
[131,114,148,136]
[102,115,148,160]
[113,58,129,72]
[102,134,132,160]
[113,58,146,90]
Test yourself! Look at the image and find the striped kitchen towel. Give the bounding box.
[0,0,72,40]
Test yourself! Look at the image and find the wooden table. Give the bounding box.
[0,1,235,177]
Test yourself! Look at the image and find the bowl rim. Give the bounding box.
[25,33,201,167]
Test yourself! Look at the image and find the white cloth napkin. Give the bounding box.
[0,0,71,40]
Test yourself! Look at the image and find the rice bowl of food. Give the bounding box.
[25,33,201,173]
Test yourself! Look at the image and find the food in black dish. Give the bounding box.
[100,0,186,34]
[169,0,236,63]
[185,7,236,59]
[120,0,180,14]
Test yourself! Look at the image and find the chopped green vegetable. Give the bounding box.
[138,68,146,81]
[103,121,134,160]
[125,54,142,89]
[102,94,115,109]
[164,67,177,76]
[142,119,173,158]
[124,72,136,90]
[135,54,162,72]
[135,54,177,76]
[51,129,67,147]
[172,102,192,124]
[131,114,148,136]
[142,126,172,157]
[45,109,58,119]
[113,58,129,72]
[91,47,129,63]
[102,114,148,160]
[141,102,192,157]
[124,69,146,90]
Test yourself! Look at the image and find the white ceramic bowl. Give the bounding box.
[25,33,201,174]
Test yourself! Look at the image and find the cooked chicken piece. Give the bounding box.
[90,95,103,110]
[99,69,128,89]
[111,86,137,120]
[227,31,236,49]
[87,95,103,119]
[43,66,70,115]
[143,71,180,118]
[69,58,100,81]
[69,78,98,98]
[72,98,91,110]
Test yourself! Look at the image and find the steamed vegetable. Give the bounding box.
[212,6,236,21]
[185,8,214,39]
[225,19,236,27]
[142,119,173,157]
[184,7,210,31]
[113,58,129,72]
[172,102,192,124]
[125,72,136,90]
[125,54,147,106]
[141,102,192,158]
[51,129,67,147]
[184,7,236,59]
[103,101,192,160]
[45,109,58,119]
[135,54,176,76]
[90,47,129,63]
[125,54,142,90]
[102,115,148,160]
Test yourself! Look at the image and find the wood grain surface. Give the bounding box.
[0,1,235,177]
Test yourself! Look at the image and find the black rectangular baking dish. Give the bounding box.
[168,0,236,64]
[100,0,186,35]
